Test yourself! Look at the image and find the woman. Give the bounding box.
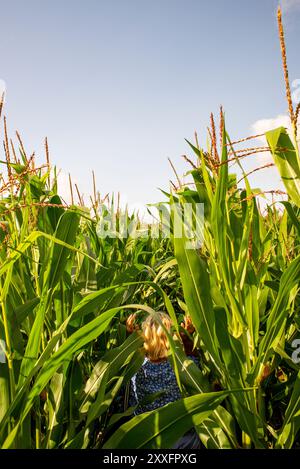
[126,311,202,449]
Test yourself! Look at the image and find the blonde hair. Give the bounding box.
[142,312,172,361]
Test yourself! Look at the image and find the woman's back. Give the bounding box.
[130,358,182,413]
[126,311,202,449]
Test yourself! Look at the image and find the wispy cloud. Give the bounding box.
[280,0,300,14]
[251,113,299,162]
[252,113,290,137]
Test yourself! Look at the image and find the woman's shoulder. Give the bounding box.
[139,357,173,376]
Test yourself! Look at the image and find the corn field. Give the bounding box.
[0,8,300,449]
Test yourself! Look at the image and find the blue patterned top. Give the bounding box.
[129,356,198,414]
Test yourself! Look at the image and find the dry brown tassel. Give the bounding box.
[117,191,120,216]
[277,7,295,130]
[10,139,17,163]
[75,183,83,206]
[0,92,5,120]
[45,137,50,168]
[236,163,275,185]
[168,157,182,189]
[44,137,51,186]
[16,130,28,162]
[194,131,201,167]
[3,116,12,179]
[210,113,219,164]
[182,154,197,170]
[30,152,35,170]
[225,133,265,146]
[69,173,74,205]
[92,170,97,207]
[219,106,224,149]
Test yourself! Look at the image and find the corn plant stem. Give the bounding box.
[0,293,16,402]
[68,360,75,441]
[58,280,64,326]
[257,387,266,427]
[242,431,252,449]
[41,325,46,352]
[241,325,258,416]
[32,243,41,298]
[35,397,41,449]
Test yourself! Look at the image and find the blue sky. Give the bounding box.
[1,0,300,210]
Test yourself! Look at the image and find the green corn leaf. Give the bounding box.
[44,370,65,449]
[47,210,80,290]
[103,391,230,449]
[249,254,300,383]
[282,370,300,428]
[172,200,220,365]
[277,371,300,448]
[266,127,300,207]
[169,337,237,448]
[79,332,143,414]
[280,201,300,236]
